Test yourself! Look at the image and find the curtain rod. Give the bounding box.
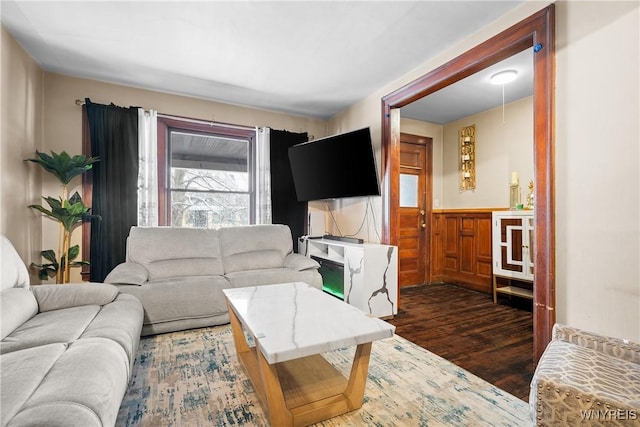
[75,100,255,132]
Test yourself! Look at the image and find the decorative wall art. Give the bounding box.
[459,125,476,191]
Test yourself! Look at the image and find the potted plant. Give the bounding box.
[27,150,100,283]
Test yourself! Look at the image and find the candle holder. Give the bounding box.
[509,183,521,210]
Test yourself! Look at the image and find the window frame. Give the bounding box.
[157,116,257,227]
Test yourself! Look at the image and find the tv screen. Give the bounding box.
[288,127,380,202]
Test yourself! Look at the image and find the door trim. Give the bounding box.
[380,5,555,362]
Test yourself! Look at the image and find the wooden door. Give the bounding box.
[398,133,432,287]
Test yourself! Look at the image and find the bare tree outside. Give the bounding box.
[171,167,249,228]
[167,130,251,229]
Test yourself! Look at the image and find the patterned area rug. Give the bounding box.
[117,325,529,426]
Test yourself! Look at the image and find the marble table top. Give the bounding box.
[223,282,395,364]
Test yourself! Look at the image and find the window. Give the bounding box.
[158,117,256,228]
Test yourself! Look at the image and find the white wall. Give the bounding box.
[442,97,533,209]
[1,25,44,276]
[401,97,533,210]
[329,1,640,342]
[554,1,639,340]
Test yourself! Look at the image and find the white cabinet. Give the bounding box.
[491,211,534,303]
[299,238,398,318]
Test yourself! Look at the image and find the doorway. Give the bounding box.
[381,5,555,362]
[398,133,432,288]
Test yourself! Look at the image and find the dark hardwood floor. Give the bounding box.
[388,283,534,401]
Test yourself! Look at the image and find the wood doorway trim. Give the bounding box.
[380,5,555,362]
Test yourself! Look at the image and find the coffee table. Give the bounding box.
[223,282,395,426]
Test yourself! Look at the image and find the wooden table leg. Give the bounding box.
[344,342,372,410]
[227,302,251,355]
[258,347,293,426]
[226,302,267,405]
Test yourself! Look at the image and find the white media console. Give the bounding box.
[298,237,398,318]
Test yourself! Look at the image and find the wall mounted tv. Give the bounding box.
[288,127,380,202]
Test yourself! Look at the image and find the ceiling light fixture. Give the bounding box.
[490,70,518,85]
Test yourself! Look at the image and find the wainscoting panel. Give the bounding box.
[431,209,496,293]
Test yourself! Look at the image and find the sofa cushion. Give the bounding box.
[223,250,285,274]
[1,305,100,355]
[1,235,30,291]
[219,224,293,273]
[115,275,231,329]
[284,253,320,271]
[0,288,38,340]
[225,268,323,290]
[0,235,36,340]
[32,283,118,312]
[7,337,131,427]
[104,262,149,285]
[1,343,67,427]
[79,293,143,374]
[127,227,224,279]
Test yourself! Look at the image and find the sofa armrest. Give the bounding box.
[31,283,119,312]
[104,262,149,286]
[284,253,320,271]
[553,323,640,365]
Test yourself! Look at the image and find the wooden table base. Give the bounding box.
[227,304,372,426]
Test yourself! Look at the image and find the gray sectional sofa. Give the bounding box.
[0,235,143,427]
[105,224,322,336]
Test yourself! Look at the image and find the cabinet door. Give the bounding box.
[493,215,531,280]
[525,215,534,279]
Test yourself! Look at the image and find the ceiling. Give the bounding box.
[1,1,526,120]
[401,48,533,124]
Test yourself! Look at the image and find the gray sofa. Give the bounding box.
[0,235,143,427]
[105,224,322,336]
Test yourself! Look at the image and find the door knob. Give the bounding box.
[421,223,426,229]
[420,210,425,216]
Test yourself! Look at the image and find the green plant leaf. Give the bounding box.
[28,204,55,218]
[70,260,89,267]
[67,245,80,261]
[31,260,58,280]
[41,249,57,264]
[31,194,93,231]
[26,150,99,185]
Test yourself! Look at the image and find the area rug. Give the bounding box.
[117,325,530,426]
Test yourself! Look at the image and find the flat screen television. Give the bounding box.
[288,127,380,202]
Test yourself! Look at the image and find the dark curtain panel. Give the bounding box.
[85,99,138,282]
[270,129,308,248]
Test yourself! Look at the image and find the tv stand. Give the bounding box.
[322,234,364,244]
[298,237,398,318]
